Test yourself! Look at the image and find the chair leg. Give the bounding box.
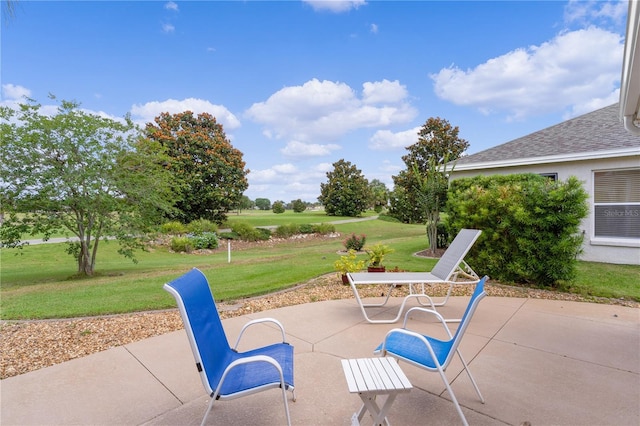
[456,349,485,403]
[281,386,292,426]
[201,388,293,426]
[436,367,469,426]
[200,397,216,426]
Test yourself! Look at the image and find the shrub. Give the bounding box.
[189,232,219,249]
[187,219,218,235]
[377,214,401,223]
[218,231,239,240]
[436,222,449,249]
[299,223,315,234]
[273,223,300,238]
[160,221,188,235]
[446,174,588,286]
[256,227,272,240]
[170,236,193,253]
[343,233,366,251]
[231,221,270,242]
[313,223,336,234]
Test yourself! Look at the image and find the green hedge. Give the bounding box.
[446,174,588,286]
[230,221,271,241]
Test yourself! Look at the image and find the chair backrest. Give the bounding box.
[430,229,482,281]
[163,268,230,396]
[442,276,487,367]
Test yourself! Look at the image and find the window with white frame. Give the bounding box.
[593,168,640,239]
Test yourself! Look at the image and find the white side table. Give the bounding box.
[341,357,413,426]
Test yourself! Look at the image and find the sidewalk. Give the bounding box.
[1,295,639,425]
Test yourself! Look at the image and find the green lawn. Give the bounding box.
[1,215,638,320]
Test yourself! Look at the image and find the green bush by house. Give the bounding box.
[446,174,588,286]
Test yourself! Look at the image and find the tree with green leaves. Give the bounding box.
[235,195,253,212]
[145,111,248,224]
[255,198,271,210]
[412,156,452,253]
[291,198,307,213]
[389,117,469,226]
[0,96,175,276]
[318,159,370,217]
[405,117,469,169]
[368,179,389,213]
[272,200,285,214]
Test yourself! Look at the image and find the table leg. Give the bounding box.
[357,394,395,426]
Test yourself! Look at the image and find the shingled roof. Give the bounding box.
[455,103,640,169]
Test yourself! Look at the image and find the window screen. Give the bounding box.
[593,169,640,239]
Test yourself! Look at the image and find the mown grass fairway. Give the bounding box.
[1,217,426,319]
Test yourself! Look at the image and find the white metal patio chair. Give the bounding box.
[374,275,489,426]
[347,228,482,323]
[163,268,295,426]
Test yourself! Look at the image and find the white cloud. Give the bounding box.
[431,27,623,119]
[362,79,408,104]
[370,23,378,34]
[369,126,420,151]
[563,88,621,119]
[281,140,341,158]
[303,0,366,13]
[245,78,416,142]
[564,0,627,28]
[130,98,241,129]
[273,163,298,174]
[162,23,175,33]
[282,181,319,200]
[247,161,332,201]
[315,162,334,173]
[2,83,31,100]
[164,1,179,12]
[248,169,278,183]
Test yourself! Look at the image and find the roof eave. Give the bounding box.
[452,147,640,172]
[620,0,640,135]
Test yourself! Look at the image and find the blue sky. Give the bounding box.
[1,0,629,203]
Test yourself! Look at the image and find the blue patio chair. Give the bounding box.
[164,268,295,426]
[374,276,488,426]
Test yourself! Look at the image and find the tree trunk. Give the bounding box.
[77,239,94,276]
[426,211,439,253]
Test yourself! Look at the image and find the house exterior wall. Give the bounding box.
[450,155,640,265]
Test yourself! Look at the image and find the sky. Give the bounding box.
[1,0,629,203]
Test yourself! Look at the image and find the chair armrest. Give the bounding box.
[234,318,287,350]
[212,354,286,400]
[403,307,453,338]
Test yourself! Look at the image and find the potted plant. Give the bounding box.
[334,249,365,284]
[365,243,394,272]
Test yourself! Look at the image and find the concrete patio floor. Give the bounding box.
[1,294,639,425]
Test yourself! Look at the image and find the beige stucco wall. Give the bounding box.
[450,155,640,265]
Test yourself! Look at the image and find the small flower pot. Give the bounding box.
[367,266,386,272]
